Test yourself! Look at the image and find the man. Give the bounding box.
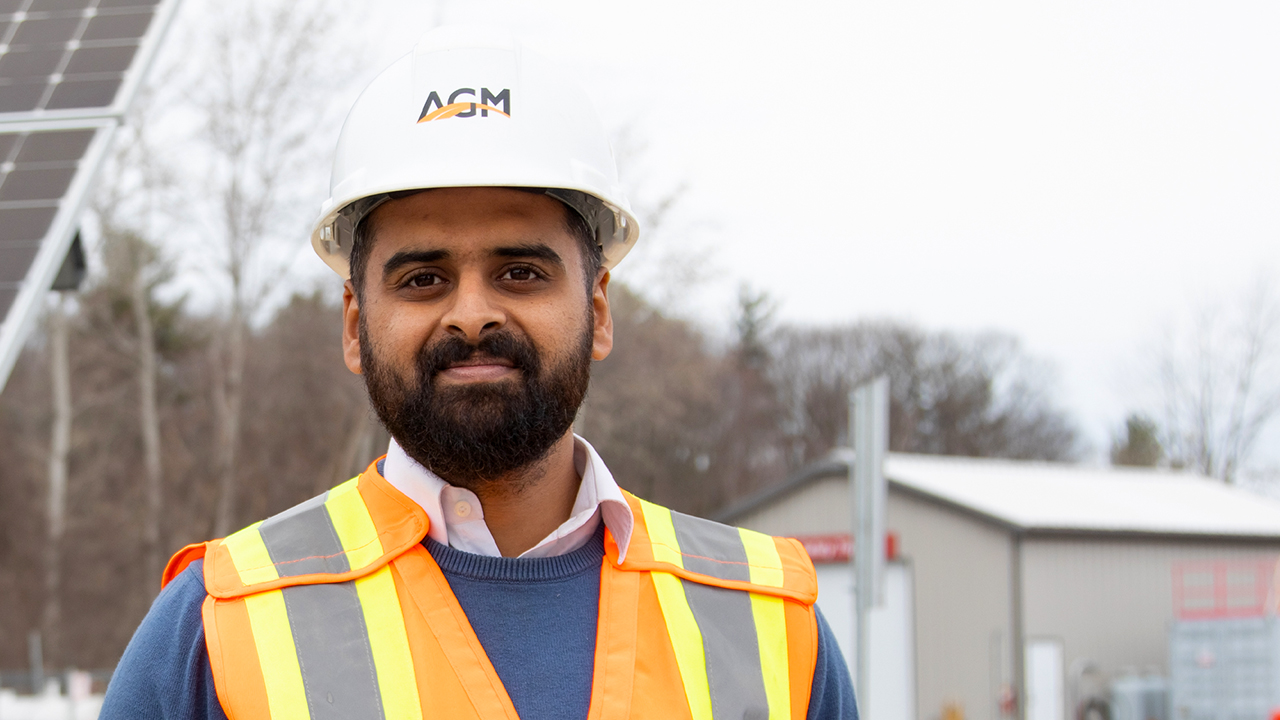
[101,26,857,720]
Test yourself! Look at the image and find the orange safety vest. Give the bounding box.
[164,461,820,720]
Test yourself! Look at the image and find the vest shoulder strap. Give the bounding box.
[161,542,209,589]
[614,492,818,605]
[196,460,429,599]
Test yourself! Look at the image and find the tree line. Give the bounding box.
[0,240,1083,672]
[1109,278,1280,484]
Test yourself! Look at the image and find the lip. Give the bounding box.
[446,355,515,369]
[437,355,518,382]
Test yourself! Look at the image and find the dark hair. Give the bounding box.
[564,204,605,293]
[348,197,603,302]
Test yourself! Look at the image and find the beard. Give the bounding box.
[360,316,593,491]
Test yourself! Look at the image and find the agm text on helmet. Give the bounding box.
[417,88,511,123]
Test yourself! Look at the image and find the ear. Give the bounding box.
[342,281,363,374]
[591,269,613,361]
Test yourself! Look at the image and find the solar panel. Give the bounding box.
[0,0,161,116]
[0,123,108,309]
[0,0,179,392]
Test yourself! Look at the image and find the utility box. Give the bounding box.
[1112,674,1169,720]
[1169,560,1280,720]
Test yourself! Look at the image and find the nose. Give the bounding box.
[439,271,504,342]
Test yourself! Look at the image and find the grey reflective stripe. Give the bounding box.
[260,492,352,577]
[281,581,386,720]
[683,580,770,720]
[665,507,775,718]
[670,509,752,583]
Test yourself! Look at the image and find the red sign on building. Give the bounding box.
[791,533,899,564]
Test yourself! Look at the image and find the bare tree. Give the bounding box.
[579,285,725,515]
[180,0,349,536]
[236,291,380,519]
[0,348,48,670]
[0,273,375,670]
[98,228,169,582]
[41,295,71,668]
[92,82,181,585]
[606,127,713,314]
[770,321,1081,465]
[1157,278,1280,483]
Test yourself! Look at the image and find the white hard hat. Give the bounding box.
[311,26,640,279]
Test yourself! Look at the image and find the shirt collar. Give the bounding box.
[382,435,634,562]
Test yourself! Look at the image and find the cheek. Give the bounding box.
[543,299,592,341]
[512,314,580,370]
[509,287,581,329]
[364,302,438,361]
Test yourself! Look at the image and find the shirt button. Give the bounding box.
[454,501,472,518]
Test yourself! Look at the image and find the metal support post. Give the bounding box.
[850,376,888,718]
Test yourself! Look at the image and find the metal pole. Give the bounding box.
[847,392,866,716]
[851,376,889,718]
[28,629,44,694]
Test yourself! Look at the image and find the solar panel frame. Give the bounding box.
[0,0,179,392]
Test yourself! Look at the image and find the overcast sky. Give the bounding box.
[293,0,1280,468]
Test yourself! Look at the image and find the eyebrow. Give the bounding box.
[382,249,449,278]
[492,243,565,268]
[380,242,566,280]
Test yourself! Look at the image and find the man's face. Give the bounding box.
[341,187,614,489]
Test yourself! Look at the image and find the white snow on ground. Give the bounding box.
[0,680,102,720]
[885,454,1280,537]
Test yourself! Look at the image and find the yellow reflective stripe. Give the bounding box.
[243,590,309,720]
[324,477,384,570]
[740,531,793,718]
[639,498,685,568]
[739,528,785,588]
[223,522,279,586]
[354,566,422,720]
[749,593,791,719]
[651,572,712,720]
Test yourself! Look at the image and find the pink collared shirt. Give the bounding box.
[382,435,635,561]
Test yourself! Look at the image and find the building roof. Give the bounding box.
[716,450,1280,539]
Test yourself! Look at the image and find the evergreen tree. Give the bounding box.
[1111,414,1163,468]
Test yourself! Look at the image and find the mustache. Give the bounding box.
[417,330,540,378]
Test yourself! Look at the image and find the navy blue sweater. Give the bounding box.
[101,531,857,719]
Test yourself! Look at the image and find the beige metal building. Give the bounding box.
[717,451,1280,720]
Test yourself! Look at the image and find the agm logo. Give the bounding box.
[417,88,511,123]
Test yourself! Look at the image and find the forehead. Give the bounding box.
[365,187,576,256]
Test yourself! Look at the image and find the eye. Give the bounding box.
[501,266,542,282]
[406,272,444,288]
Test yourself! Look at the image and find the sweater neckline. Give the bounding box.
[424,524,605,582]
